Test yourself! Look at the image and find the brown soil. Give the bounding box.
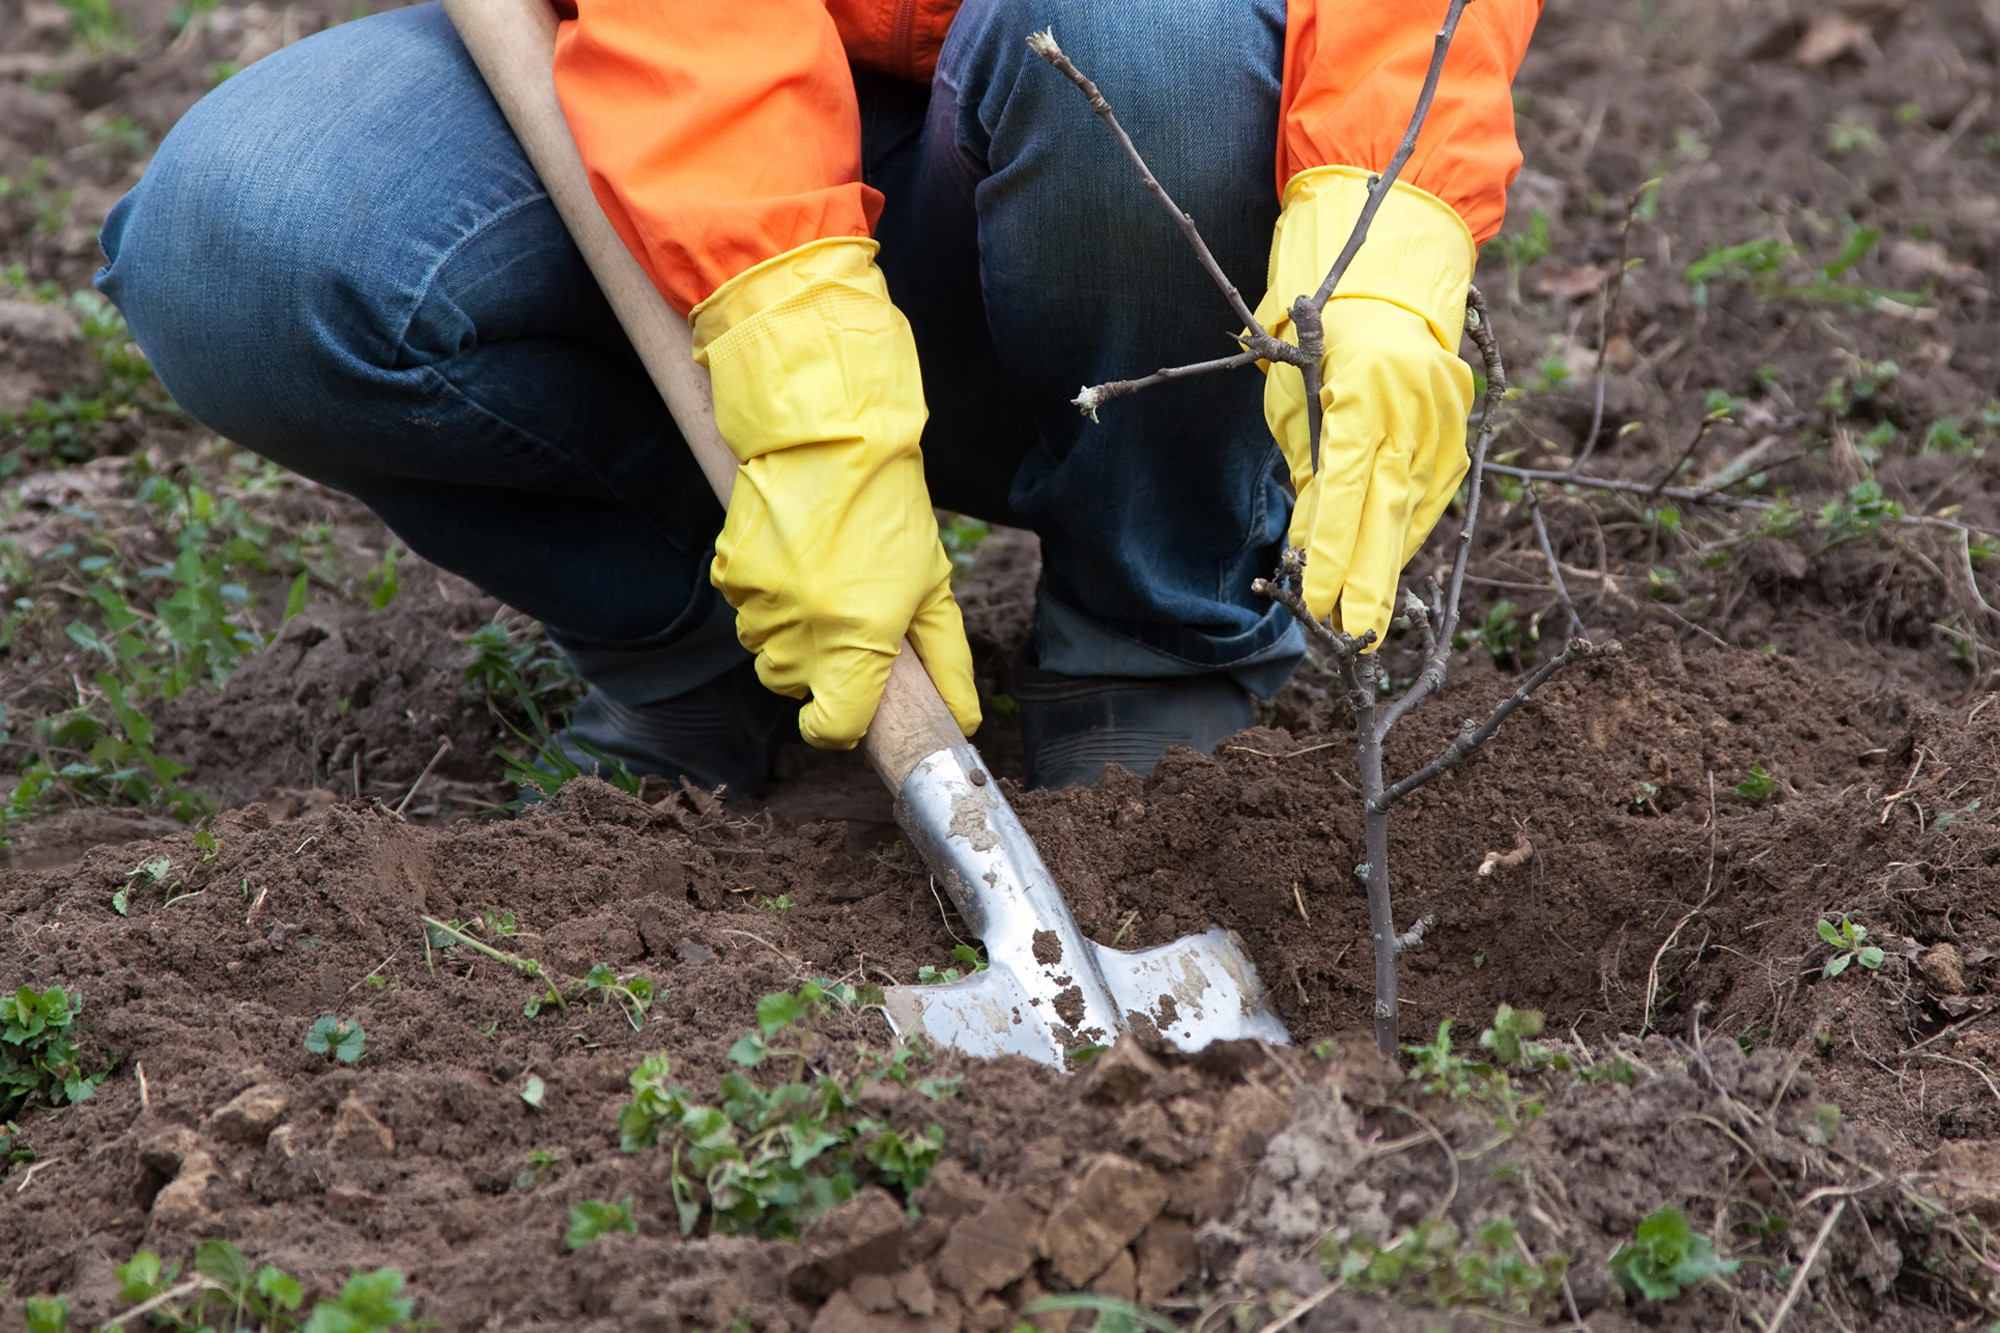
[8,0,2000,1329]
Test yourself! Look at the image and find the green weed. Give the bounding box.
[619,981,953,1239]
[1733,763,1778,803]
[56,0,125,47]
[303,1015,365,1064]
[110,1241,412,1332]
[422,916,655,1030]
[1686,228,1913,311]
[22,1296,67,1333]
[938,512,990,579]
[0,1118,37,1175]
[462,620,639,801]
[1817,917,1885,979]
[1819,479,1904,537]
[566,1197,637,1250]
[515,1147,560,1191]
[0,284,169,468]
[1,985,106,1119]
[1321,1216,1570,1317]
[1485,208,1550,305]
[918,943,987,985]
[1608,1207,1739,1301]
[1455,600,1530,667]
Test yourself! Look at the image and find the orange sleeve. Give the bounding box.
[550,0,881,315]
[1278,0,1542,246]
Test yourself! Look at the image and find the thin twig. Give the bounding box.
[1376,289,1507,736]
[1072,349,1261,420]
[393,737,452,816]
[1573,178,1657,473]
[1490,461,2000,544]
[1027,31,1270,344]
[1376,637,1616,809]
[1251,1277,1346,1333]
[1525,488,1588,638]
[1648,410,1728,500]
[1766,1199,1847,1333]
[100,1277,224,1329]
[1643,772,1718,1033]
[1040,0,1468,418]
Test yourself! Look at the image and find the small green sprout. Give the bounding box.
[918,944,987,985]
[1733,764,1778,803]
[566,1197,636,1250]
[515,1148,560,1191]
[22,1295,68,1333]
[621,981,943,1239]
[521,1074,546,1110]
[1817,917,1884,979]
[303,1015,365,1064]
[1608,1207,1739,1300]
[1,985,105,1117]
[112,856,170,916]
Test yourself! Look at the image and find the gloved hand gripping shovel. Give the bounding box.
[443,0,1290,1068]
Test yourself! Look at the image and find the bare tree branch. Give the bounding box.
[1374,637,1620,811]
[1073,349,1261,421]
[1028,30,1288,360]
[1034,0,1470,422]
[1572,178,1657,474]
[1526,488,1588,638]
[1377,285,1504,737]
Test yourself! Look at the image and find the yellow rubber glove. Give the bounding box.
[692,237,980,750]
[1254,166,1478,646]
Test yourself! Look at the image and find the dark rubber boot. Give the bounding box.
[557,661,800,799]
[1012,642,1255,790]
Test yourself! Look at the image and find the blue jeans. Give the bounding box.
[96,0,1304,707]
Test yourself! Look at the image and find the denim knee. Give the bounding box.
[94,4,545,475]
[942,0,1285,220]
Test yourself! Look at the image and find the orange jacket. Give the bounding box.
[550,0,1542,317]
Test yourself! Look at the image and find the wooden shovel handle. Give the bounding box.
[443,0,963,790]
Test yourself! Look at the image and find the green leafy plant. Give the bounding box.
[112,855,170,915]
[109,1242,411,1333]
[1,985,106,1118]
[1817,917,1885,979]
[423,916,655,1030]
[303,1015,365,1064]
[516,1148,560,1191]
[1733,763,1778,803]
[1,1119,37,1175]
[22,1295,68,1333]
[1608,1207,1739,1301]
[462,620,638,801]
[1819,478,1905,537]
[1320,1216,1569,1317]
[55,0,125,48]
[566,1196,637,1250]
[938,512,990,579]
[1485,208,1550,305]
[1455,600,1530,667]
[1686,228,1912,311]
[918,944,987,985]
[619,982,952,1239]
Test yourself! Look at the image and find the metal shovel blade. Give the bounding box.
[880,744,1289,1068]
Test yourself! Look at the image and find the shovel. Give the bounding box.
[443,0,1291,1068]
